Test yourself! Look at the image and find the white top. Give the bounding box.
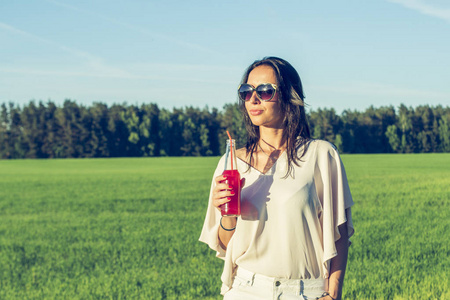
[199,140,355,295]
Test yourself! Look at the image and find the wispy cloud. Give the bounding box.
[0,22,82,57]
[0,67,131,79]
[314,81,450,100]
[44,0,219,55]
[0,21,230,82]
[0,21,135,78]
[0,66,235,84]
[387,0,450,22]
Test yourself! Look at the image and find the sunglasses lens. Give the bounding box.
[256,84,275,101]
[238,84,253,101]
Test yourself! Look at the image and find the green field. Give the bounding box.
[0,154,449,299]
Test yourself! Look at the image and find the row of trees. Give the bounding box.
[0,100,449,159]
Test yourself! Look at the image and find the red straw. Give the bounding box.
[226,131,233,170]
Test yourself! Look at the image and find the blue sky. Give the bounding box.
[1,0,449,113]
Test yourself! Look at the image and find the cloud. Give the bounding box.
[0,21,136,79]
[0,22,63,50]
[0,21,93,62]
[0,21,235,83]
[0,21,230,83]
[387,0,450,22]
[314,81,450,100]
[0,67,131,79]
[0,66,235,84]
[44,0,219,55]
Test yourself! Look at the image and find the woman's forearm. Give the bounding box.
[327,223,349,300]
[218,216,237,250]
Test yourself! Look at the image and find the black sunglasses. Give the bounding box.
[238,83,278,102]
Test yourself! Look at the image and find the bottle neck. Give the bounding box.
[225,139,237,170]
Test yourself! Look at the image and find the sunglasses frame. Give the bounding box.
[238,83,278,102]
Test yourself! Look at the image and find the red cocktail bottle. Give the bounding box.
[221,138,241,217]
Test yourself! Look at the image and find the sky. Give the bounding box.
[1,0,449,113]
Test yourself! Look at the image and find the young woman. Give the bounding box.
[200,57,354,300]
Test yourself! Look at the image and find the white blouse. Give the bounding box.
[199,140,354,295]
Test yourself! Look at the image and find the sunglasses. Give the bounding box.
[238,83,278,102]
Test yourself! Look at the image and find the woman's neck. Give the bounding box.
[259,127,286,150]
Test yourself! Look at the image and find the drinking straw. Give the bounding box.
[226,131,233,170]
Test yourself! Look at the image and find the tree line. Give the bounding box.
[0,100,449,159]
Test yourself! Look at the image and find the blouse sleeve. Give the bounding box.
[199,155,227,259]
[314,141,354,278]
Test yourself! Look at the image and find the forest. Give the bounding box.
[0,100,449,159]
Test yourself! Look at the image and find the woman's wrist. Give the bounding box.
[220,216,237,231]
[318,292,336,300]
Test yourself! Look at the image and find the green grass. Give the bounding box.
[0,154,449,299]
[342,154,450,300]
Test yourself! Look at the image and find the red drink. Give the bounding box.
[221,169,241,216]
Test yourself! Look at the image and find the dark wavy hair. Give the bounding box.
[239,56,311,176]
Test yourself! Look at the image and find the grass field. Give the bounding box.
[0,154,449,299]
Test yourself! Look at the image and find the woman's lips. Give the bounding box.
[249,109,263,116]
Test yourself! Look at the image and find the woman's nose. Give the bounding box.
[249,91,260,104]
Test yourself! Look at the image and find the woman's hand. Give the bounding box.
[212,175,245,211]
[212,175,233,210]
[214,175,245,250]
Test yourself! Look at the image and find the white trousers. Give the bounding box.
[223,267,326,300]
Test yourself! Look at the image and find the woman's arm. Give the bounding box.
[323,223,349,300]
[218,216,237,250]
[211,175,244,250]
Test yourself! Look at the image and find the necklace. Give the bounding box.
[258,143,271,157]
[258,141,285,157]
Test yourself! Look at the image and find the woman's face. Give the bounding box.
[245,65,284,129]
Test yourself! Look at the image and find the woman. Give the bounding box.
[199,57,354,300]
